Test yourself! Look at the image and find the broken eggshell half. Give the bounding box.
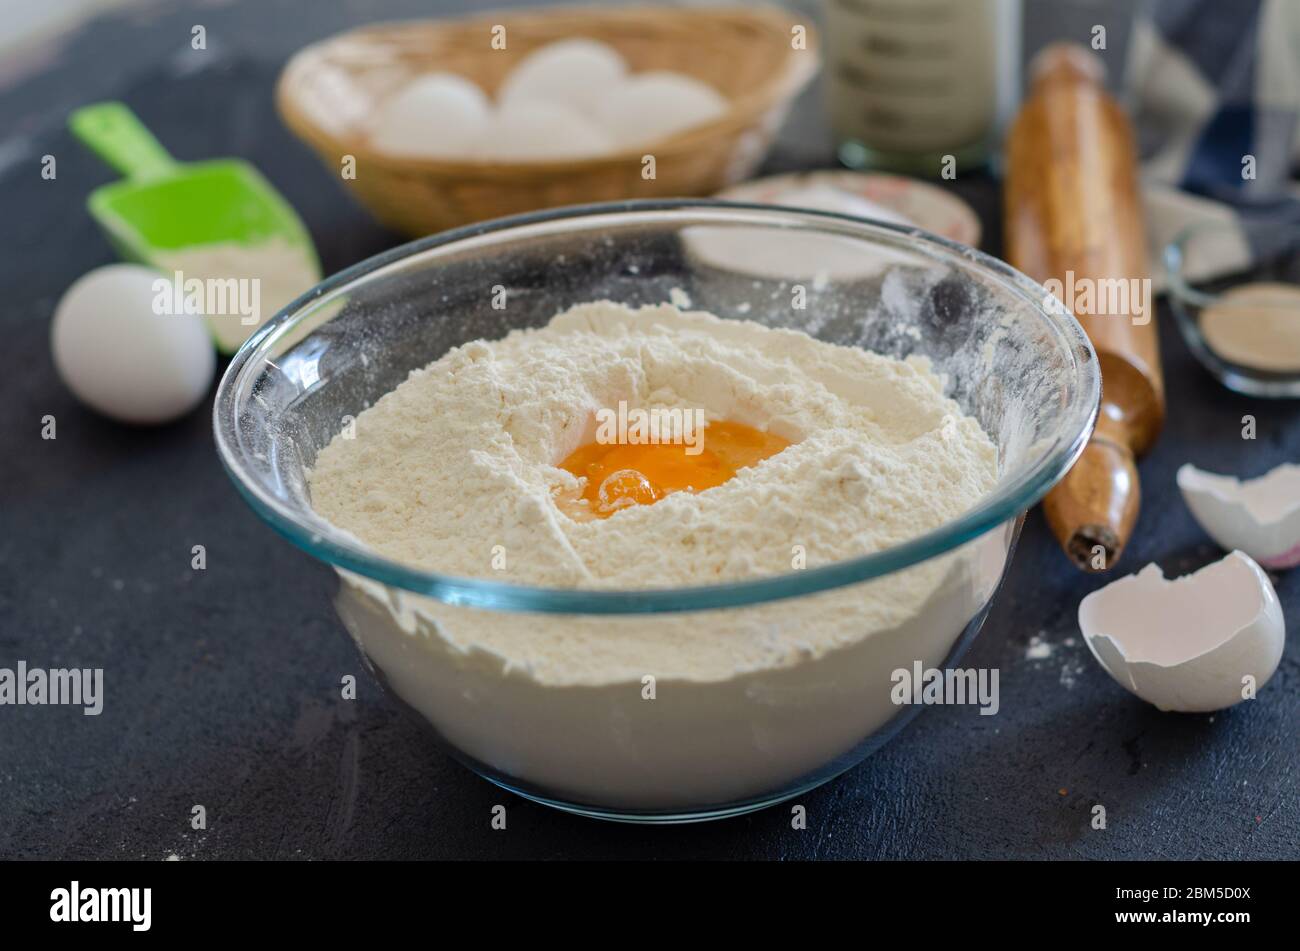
[1178,462,1300,568]
[1077,551,1284,713]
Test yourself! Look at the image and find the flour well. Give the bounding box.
[308,301,1004,808]
[312,301,994,582]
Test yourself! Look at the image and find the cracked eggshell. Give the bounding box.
[1178,463,1300,568]
[1078,551,1284,713]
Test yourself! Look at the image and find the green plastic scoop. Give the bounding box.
[69,101,321,353]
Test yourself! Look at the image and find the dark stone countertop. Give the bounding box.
[0,0,1295,860]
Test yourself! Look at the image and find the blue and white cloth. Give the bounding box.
[1125,0,1300,287]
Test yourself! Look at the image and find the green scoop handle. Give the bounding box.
[69,101,178,181]
[67,100,324,354]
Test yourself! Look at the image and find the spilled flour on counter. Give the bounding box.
[306,301,1003,807]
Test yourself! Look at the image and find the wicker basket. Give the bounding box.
[276,5,819,236]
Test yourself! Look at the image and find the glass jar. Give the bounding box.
[825,0,1022,175]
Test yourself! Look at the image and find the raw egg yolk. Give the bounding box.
[557,420,790,518]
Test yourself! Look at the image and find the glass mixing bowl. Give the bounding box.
[214,201,1099,822]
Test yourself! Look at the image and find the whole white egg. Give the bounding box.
[496,38,628,114]
[594,71,728,148]
[470,101,615,161]
[51,264,215,425]
[370,72,490,158]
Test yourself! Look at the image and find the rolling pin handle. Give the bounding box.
[1042,436,1140,572]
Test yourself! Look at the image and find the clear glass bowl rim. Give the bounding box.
[1163,222,1218,308]
[1163,220,1300,397]
[1164,220,1300,309]
[213,199,1100,615]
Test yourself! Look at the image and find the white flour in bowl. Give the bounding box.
[308,301,1004,809]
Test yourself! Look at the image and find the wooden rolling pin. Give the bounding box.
[1004,44,1165,571]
